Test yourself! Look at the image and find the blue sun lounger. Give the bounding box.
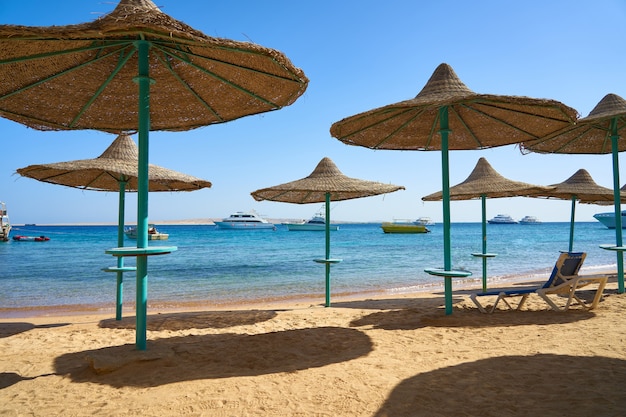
[470,252,608,313]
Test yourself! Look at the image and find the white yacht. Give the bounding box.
[215,211,276,230]
[487,214,518,224]
[0,202,11,241]
[415,216,435,226]
[593,210,626,229]
[519,215,541,224]
[285,214,338,231]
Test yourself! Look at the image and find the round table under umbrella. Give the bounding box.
[422,157,553,292]
[251,157,404,307]
[0,0,308,349]
[16,133,212,320]
[330,62,577,314]
[522,94,626,293]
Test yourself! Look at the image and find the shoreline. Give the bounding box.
[1,267,616,320]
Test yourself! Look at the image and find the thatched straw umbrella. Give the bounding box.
[0,0,307,349]
[330,63,577,314]
[422,157,554,292]
[543,169,620,253]
[252,157,404,307]
[16,133,212,320]
[523,94,626,293]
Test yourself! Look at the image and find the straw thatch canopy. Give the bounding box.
[16,133,212,192]
[330,63,578,151]
[545,169,619,204]
[0,0,308,132]
[251,157,404,203]
[522,94,626,154]
[422,157,553,201]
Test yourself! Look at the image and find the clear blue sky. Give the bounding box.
[1,0,625,224]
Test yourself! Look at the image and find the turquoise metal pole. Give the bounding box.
[324,192,331,307]
[439,106,453,315]
[568,195,576,253]
[481,195,487,292]
[115,179,127,320]
[610,118,624,293]
[134,39,151,350]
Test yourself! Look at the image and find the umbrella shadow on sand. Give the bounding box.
[373,354,626,416]
[98,310,278,331]
[348,301,597,331]
[0,322,69,338]
[0,372,56,390]
[53,327,372,387]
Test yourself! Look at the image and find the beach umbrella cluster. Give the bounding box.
[0,0,308,350]
[16,133,212,321]
[330,63,578,314]
[2,0,623,331]
[252,157,405,307]
[422,157,554,292]
[523,94,626,293]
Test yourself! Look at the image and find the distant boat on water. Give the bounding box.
[415,216,435,226]
[0,202,11,242]
[593,210,626,229]
[519,215,541,224]
[381,220,430,234]
[285,213,338,231]
[215,211,276,230]
[125,224,169,240]
[488,214,518,224]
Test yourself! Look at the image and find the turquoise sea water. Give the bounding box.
[0,222,620,316]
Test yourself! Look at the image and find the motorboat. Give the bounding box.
[593,210,626,229]
[214,211,276,230]
[381,220,430,234]
[12,235,50,242]
[519,215,541,224]
[487,214,518,224]
[0,202,10,242]
[415,216,435,226]
[286,214,338,231]
[124,224,169,240]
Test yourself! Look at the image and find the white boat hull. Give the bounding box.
[286,223,338,231]
[594,211,626,229]
[215,222,275,230]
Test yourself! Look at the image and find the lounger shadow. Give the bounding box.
[470,252,608,313]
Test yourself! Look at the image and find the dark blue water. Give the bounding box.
[0,222,619,314]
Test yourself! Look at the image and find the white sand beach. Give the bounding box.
[1,276,625,416]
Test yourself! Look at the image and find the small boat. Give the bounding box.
[487,214,518,224]
[286,214,338,231]
[0,202,10,242]
[519,215,541,224]
[215,211,276,230]
[415,216,435,226]
[381,220,430,234]
[593,210,626,229]
[124,224,169,240]
[12,235,50,242]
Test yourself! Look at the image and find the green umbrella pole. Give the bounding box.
[480,195,487,292]
[324,192,331,307]
[134,39,151,350]
[568,195,576,253]
[115,180,127,321]
[610,119,624,293]
[439,106,453,315]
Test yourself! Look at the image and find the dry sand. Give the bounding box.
[1,276,625,416]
